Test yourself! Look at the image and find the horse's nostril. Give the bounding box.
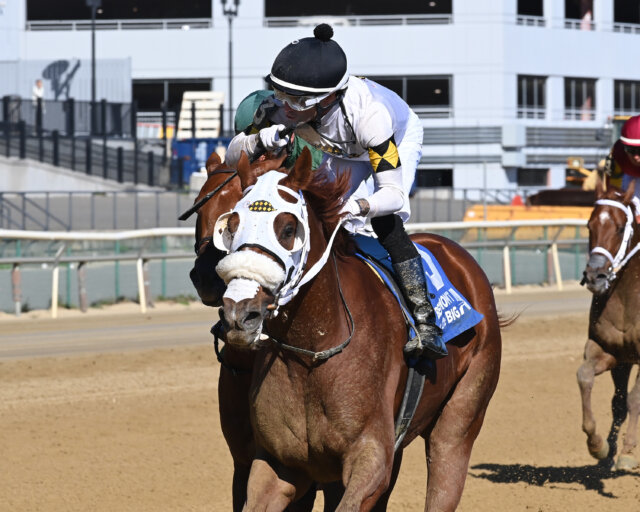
[244,311,261,324]
[597,273,608,280]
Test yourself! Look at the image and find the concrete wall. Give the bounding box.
[0,155,152,191]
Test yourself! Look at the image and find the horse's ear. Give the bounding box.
[237,151,257,190]
[623,179,636,205]
[206,151,222,173]
[282,147,313,191]
[595,175,605,199]
[254,152,288,179]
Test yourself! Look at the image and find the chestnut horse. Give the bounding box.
[183,151,319,511]
[579,179,640,471]
[215,148,502,511]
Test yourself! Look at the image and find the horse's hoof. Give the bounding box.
[589,440,610,460]
[615,454,638,471]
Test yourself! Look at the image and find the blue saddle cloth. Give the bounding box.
[354,234,483,343]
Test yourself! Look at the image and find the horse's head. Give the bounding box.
[181,152,242,306]
[213,148,348,349]
[183,150,287,307]
[583,178,637,295]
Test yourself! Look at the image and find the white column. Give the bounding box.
[597,77,614,123]
[548,165,567,189]
[544,0,565,28]
[594,0,614,31]
[547,76,565,122]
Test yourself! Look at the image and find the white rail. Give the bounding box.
[0,219,588,317]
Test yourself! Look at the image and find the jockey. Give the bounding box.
[225,24,446,359]
[605,114,640,217]
[233,89,324,169]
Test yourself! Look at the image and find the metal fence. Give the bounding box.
[2,96,134,138]
[0,190,197,231]
[0,186,553,232]
[0,220,589,316]
[1,124,168,188]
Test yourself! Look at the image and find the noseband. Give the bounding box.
[589,198,640,281]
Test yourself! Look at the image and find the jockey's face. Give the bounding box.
[624,145,640,167]
[280,92,338,123]
[282,102,316,123]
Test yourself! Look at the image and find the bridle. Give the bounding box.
[215,170,353,362]
[589,198,640,281]
[178,168,238,254]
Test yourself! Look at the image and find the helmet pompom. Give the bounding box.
[313,24,334,42]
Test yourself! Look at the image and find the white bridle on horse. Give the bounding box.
[590,198,640,279]
[214,170,345,314]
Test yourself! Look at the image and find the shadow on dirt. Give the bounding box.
[470,462,639,498]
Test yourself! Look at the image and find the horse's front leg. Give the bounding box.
[577,339,617,460]
[617,366,640,470]
[608,363,632,465]
[336,436,394,512]
[244,452,312,512]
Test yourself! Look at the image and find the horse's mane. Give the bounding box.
[295,164,354,255]
[600,185,625,201]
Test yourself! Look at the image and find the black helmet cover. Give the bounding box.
[265,24,349,97]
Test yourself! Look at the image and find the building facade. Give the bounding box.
[2,0,640,192]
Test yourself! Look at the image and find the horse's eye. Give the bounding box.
[618,226,625,235]
[281,225,295,239]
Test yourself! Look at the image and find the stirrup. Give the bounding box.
[404,325,447,359]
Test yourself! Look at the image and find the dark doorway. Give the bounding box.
[518,0,543,16]
[133,79,211,113]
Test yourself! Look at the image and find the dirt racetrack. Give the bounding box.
[2,301,640,511]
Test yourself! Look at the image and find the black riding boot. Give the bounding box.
[392,256,448,360]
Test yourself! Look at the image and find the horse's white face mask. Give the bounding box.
[213,171,309,304]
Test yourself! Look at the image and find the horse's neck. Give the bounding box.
[596,251,640,330]
[267,217,349,348]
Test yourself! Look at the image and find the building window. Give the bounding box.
[517,168,548,187]
[614,80,640,116]
[518,0,543,16]
[517,75,546,119]
[415,168,452,188]
[517,0,545,26]
[564,77,596,120]
[565,0,594,30]
[614,1,640,32]
[264,0,452,17]
[615,1,640,24]
[27,0,212,21]
[368,76,452,118]
[133,79,212,113]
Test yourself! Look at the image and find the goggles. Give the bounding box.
[624,144,640,157]
[273,88,329,111]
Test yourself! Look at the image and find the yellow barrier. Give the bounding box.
[462,205,590,242]
[463,204,592,222]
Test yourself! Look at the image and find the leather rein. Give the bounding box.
[178,168,238,222]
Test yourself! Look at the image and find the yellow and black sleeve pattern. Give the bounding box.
[368,136,401,173]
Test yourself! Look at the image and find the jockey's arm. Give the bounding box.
[225,131,260,167]
[365,164,405,217]
[358,106,405,217]
[225,124,289,167]
[344,131,405,218]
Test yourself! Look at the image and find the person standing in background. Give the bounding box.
[32,79,44,104]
